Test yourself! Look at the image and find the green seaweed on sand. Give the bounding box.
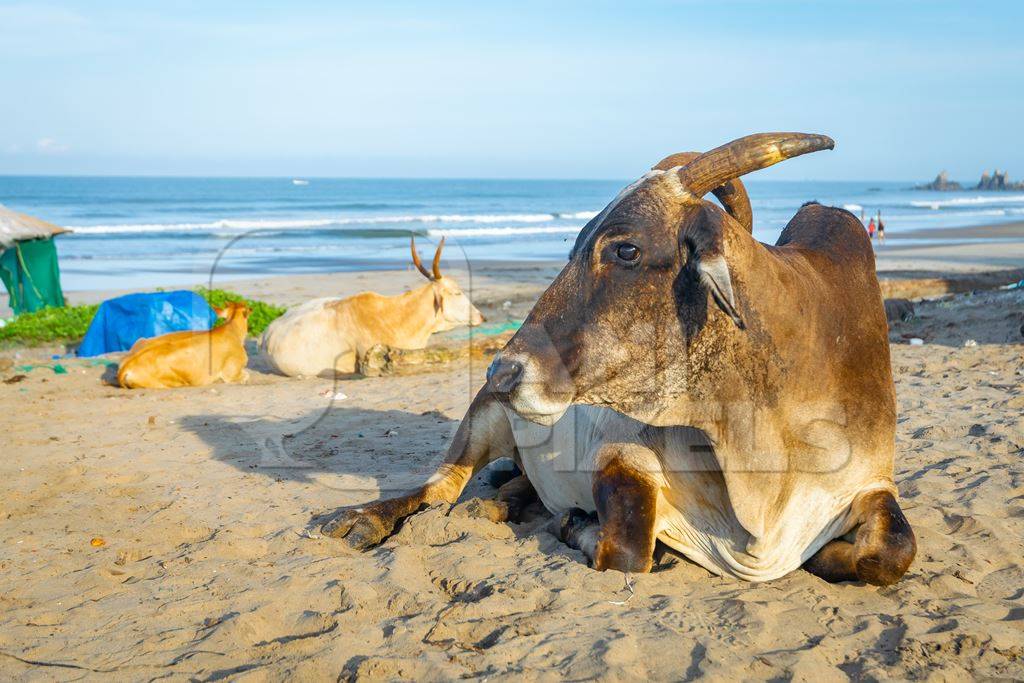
[195,288,286,336]
[1,288,286,347]
[0,303,100,346]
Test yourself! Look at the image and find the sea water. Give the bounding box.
[1,176,1022,290]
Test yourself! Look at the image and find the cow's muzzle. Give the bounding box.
[486,358,523,396]
[486,352,573,425]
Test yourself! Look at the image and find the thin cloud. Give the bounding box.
[37,138,70,154]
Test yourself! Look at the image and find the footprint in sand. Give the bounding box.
[976,566,1024,601]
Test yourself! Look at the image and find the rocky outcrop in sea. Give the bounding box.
[976,170,1024,191]
[915,169,1024,191]
[916,171,962,191]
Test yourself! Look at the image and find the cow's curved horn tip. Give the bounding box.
[778,134,835,157]
[809,134,836,151]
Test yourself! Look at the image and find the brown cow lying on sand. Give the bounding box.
[322,132,917,585]
[260,237,484,377]
[118,302,250,389]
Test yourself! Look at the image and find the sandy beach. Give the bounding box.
[2,222,1023,680]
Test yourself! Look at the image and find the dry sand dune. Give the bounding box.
[1,282,1022,680]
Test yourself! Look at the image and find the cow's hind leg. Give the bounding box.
[558,507,600,562]
[558,443,661,573]
[804,489,916,586]
[460,472,538,523]
[335,350,358,375]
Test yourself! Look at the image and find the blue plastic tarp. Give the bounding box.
[77,290,215,357]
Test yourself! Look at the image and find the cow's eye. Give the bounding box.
[615,243,640,263]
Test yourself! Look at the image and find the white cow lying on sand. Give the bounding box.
[260,237,484,377]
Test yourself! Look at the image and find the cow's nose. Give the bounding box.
[487,358,524,395]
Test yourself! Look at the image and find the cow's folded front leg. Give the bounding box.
[495,472,538,520]
[322,389,514,549]
[803,489,916,586]
[559,443,661,573]
[459,473,537,523]
[321,487,434,549]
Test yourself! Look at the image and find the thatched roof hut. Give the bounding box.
[0,205,71,314]
[0,204,71,249]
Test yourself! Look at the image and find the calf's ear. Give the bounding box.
[684,205,745,329]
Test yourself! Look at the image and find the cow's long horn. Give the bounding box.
[432,237,445,280]
[410,236,434,280]
[677,133,834,199]
[653,152,753,232]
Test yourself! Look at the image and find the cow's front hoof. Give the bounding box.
[454,497,511,523]
[322,507,392,550]
[594,537,654,573]
[855,546,914,586]
[556,507,595,544]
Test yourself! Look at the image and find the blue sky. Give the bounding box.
[1,1,1021,180]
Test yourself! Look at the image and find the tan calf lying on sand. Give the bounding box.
[260,237,484,377]
[323,133,917,585]
[117,302,250,389]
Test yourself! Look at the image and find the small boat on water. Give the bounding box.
[292,179,309,186]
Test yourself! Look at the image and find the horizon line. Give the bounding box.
[0,173,930,184]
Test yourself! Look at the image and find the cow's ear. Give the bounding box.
[685,205,745,329]
[698,254,744,329]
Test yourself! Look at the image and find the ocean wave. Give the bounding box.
[843,208,1020,222]
[69,218,343,234]
[422,213,557,224]
[146,201,428,214]
[842,203,863,213]
[556,210,599,220]
[66,211,592,235]
[427,225,582,238]
[891,208,1024,220]
[910,195,1024,209]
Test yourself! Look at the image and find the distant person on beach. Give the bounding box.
[868,217,876,241]
[876,211,886,244]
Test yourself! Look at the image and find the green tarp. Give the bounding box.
[0,237,65,314]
